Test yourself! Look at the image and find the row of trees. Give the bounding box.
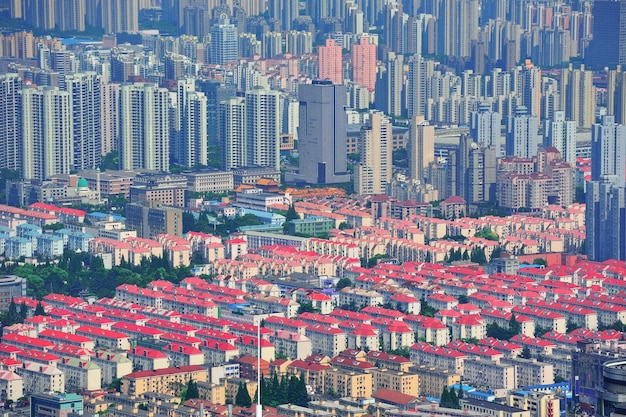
[444,247,489,265]
[440,384,463,409]
[0,251,193,299]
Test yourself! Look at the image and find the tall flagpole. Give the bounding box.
[256,319,262,417]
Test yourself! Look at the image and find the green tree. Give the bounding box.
[475,229,499,241]
[509,313,521,334]
[335,278,352,290]
[34,301,46,316]
[183,378,199,400]
[7,297,19,325]
[420,299,438,317]
[533,258,548,267]
[19,302,27,322]
[235,382,252,407]
[470,247,488,265]
[297,302,318,314]
[100,151,119,171]
[520,346,532,359]
[338,222,349,230]
[567,319,581,333]
[440,386,451,407]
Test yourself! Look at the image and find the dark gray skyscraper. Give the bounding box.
[287,80,350,185]
[0,74,22,172]
[588,0,626,69]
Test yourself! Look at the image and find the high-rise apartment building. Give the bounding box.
[285,31,313,56]
[607,67,626,125]
[318,39,342,85]
[268,0,299,31]
[65,72,101,171]
[435,0,479,58]
[453,134,498,203]
[560,64,596,129]
[210,18,238,65]
[0,74,22,172]
[218,97,246,170]
[54,0,85,31]
[180,91,208,168]
[407,115,434,184]
[375,52,404,118]
[351,37,376,91]
[586,179,626,261]
[470,103,502,150]
[288,80,350,185]
[119,83,170,172]
[101,80,120,156]
[246,87,281,170]
[407,55,435,119]
[520,60,541,118]
[588,0,626,69]
[25,0,55,30]
[591,115,626,184]
[355,111,391,195]
[101,0,139,33]
[262,32,282,59]
[21,86,73,180]
[544,111,577,166]
[196,79,236,144]
[505,106,538,158]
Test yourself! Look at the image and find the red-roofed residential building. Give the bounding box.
[480,309,535,337]
[121,365,207,396]
[510,335,556,356]
[478,337,523,357]
[409,342,466,373]
[162,343,204,367]
[305,324,347,357]
[38,329,95,350]
[451,315,486,341]
[2,334,55,352]
[75,326,131,350]
[127,346,170,371]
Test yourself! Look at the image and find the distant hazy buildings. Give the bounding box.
[288,80,350,185]
[588,0,626,69]
[101,0,139,33]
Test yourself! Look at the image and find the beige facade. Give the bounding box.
[121,366,207,396]
[411,366,461,398]
[370,368,419,397]
[324,368,372,398]
[506,391,560,417]
[58,358,101,392]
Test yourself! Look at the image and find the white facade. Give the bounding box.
[22,87,73,180]
[119,83,170,172]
